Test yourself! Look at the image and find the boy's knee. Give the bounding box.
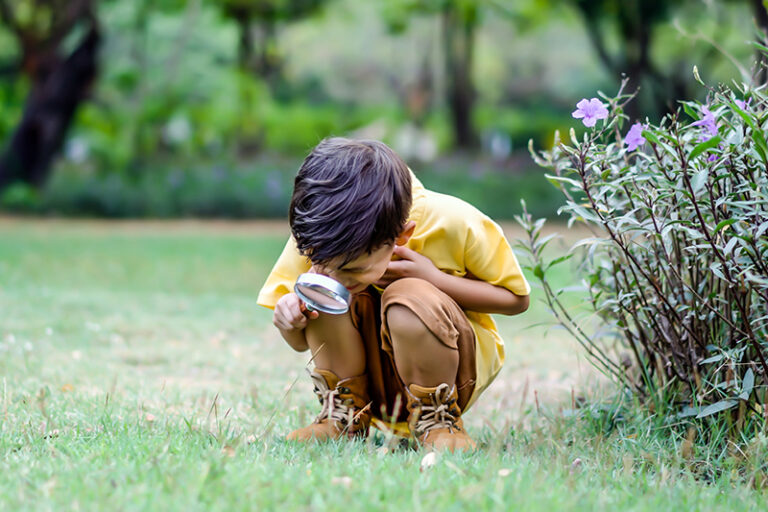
[386,304,430,342]
[382,278,461,351]
[382,277,429,298]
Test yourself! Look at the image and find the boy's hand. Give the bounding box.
[273,292,319,331]
[376,245,440,287]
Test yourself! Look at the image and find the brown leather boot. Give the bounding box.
[406,383,476,452]
[286,368,371,442]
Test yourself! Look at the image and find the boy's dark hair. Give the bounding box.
[289,138,412,266]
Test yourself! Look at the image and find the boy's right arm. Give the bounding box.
[273,293,319,352]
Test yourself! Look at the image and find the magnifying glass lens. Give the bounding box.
[296,285,345,309]
[294,273,351,315]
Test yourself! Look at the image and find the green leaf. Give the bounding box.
[695,399,738,418]
[714,218,737,234]
[699,354,723,365]
[545,174,582,190]
[691,168,708,194]
[689,136,721,161]
[710,262,726,280]
[570,237,608,252]
[739,369,755,400]
[535,233,559,252]
[677,405,701,418]
[546,254,574,269]
[682,102,698,121]
[751,131,768,166]
[569,204,601,224]
[752,41,768,53]
[755,221,768,240]
[641,130,660,145]
[730,101,757,131]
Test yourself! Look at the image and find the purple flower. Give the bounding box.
[691,106,718,140]
[706,143,724,163]
[572,98,609,127]
[624,122,646,151]
[734,98,751,110]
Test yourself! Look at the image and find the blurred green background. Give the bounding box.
[0,0,761,219]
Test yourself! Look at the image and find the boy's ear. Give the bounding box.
[395,221,416,246]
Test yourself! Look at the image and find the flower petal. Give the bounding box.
[576,98,591,110]
[589,99,607,117]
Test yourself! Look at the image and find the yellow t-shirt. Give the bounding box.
[257,173,530,410]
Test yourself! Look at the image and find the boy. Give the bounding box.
[257,138,530,451]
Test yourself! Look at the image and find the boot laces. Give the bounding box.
[310,370,354,426]
[412,383,459,436]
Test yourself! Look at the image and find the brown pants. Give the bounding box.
[349,278,476,423]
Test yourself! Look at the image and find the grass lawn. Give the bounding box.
[0,218,764,511]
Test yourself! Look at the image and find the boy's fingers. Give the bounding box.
[299,301,320,320]
[287,312,306,329]
[386,260,408,275]
[393,245,417,259]
[274,303,307,331]
[276,315,295,331]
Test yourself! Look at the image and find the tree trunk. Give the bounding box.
[235,10,254,71]
[234,12,283,95]
[441,5,478,150]
[257,21,283,89]
[0,26,100,192]
[620,11,653,121]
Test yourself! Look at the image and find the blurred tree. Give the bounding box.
[383,0,479,150]
[568,0,764,118]
[568,0,686,120]
[0,0,100,192]
[442,1,478,149]
[215,0,327,95]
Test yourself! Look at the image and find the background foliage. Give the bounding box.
[0,0,761,218]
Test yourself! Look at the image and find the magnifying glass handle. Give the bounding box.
[299,300,316,317]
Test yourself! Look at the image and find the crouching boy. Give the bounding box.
[257,138,530,451]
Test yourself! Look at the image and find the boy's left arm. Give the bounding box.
[377,245,529,315]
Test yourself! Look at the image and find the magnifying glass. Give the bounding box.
[294,273,351,315]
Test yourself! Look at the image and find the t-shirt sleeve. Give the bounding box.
[256,237,311,310]
[464,214,531,296]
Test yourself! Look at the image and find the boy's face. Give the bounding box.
[315,243,397,295]
[312,221,415,295]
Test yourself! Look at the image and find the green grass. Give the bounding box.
[1,219,766,511]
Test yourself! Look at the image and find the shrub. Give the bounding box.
[519,78,767,425]
[19,158,296,218]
